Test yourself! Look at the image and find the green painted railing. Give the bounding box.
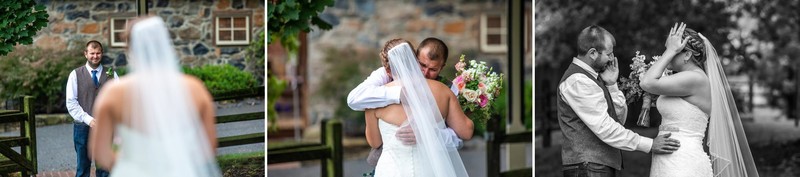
[212,86,266,148]
[486,116,533,177]
[0,96,37,176]
[267,119,343,177]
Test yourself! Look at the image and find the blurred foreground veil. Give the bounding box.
[115,16,222,177]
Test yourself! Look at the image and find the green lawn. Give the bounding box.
[218,151,265,177]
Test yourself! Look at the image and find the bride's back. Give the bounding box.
[94,73,216,147]
[375,79,452,126]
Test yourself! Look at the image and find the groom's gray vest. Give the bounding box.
[557,63,623,170]
[74,65,110,118]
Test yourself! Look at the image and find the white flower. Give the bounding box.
[462,89,480,103]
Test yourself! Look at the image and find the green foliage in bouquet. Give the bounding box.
[453,55,504,132]
[0,0,48,56]
[0,47,85,113]
[182,64,257,95]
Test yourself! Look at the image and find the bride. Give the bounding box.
[364,38,474,177]
[640,23,759,176]
[88,16,221,177]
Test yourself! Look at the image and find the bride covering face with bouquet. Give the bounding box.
[364,38,473,177]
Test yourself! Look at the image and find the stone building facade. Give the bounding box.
[295,0,532,122]
[31,0,264,69]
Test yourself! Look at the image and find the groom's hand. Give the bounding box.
[599,56,619,85]
[396,125,416,145]
[651,133,681,154]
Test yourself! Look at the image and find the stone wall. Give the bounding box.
[30,0,264,69]
[306,0,525,120]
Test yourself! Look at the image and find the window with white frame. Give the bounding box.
[110,17,131,47]
[215,14,250,45]
[480,13,507,53]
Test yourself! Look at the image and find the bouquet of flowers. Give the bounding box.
[452,55,504,129]
[619,51,671,127]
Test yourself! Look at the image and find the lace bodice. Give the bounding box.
[651,95,712,177]
[656,96,709,140]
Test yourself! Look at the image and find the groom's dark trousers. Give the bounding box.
[72,66,110,177]
[562,162,616,177]
[74,122,109,177]
[558,63,623,177]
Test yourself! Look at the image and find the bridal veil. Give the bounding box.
[701,33,759,177]
[387,43,469,176]
[125,17,221,177]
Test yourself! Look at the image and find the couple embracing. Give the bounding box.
[347,38,474,176]
[559,23,759,176]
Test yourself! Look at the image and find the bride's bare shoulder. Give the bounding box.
[181,74,213,100]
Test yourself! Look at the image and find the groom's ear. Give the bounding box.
[587,48,599,61]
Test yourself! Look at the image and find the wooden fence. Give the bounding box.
[486,116,533,177]
[0,96,37,176]
[267,119,343,177]
[213,86,266,148]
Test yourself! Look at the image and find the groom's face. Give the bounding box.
[417,47,444,80]
[592,38,615,71]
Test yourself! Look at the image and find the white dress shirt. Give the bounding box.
[558,58,653,153]
[65,63,120,125]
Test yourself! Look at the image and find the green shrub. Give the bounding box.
[245,30,265,84]
[0,47,85,113]
[182,64,258,95]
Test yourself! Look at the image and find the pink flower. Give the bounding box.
[479,94,489,108]
[453,76,466,91]
[478,82,487,93]
[455,61,467,72]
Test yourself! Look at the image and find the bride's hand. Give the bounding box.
[665,22,690,53]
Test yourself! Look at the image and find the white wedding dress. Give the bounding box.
[373,42,469,177]
[374,120,418,177]
[650,96,712,177]
[111,126,219,177]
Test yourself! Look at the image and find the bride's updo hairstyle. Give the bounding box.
[380,38,415,75]
[681,28,706,71]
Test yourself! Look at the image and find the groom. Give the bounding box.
[557,25,681,176]
[347,37,463,166]
[66,40,117,177]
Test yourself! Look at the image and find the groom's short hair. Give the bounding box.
[417,37,449,65]
[86,40,103,52]
[577,25,615,54]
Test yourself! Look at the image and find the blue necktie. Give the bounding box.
[91,70,99,87]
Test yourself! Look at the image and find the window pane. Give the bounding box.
[488,34,502,45]
[114,19,126,30]
[233,17,247,28]
[488,16,502,28]
[114,32,124,43]
[233,30,247,41]
[219,17,231,28]
[219,30,232,41]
